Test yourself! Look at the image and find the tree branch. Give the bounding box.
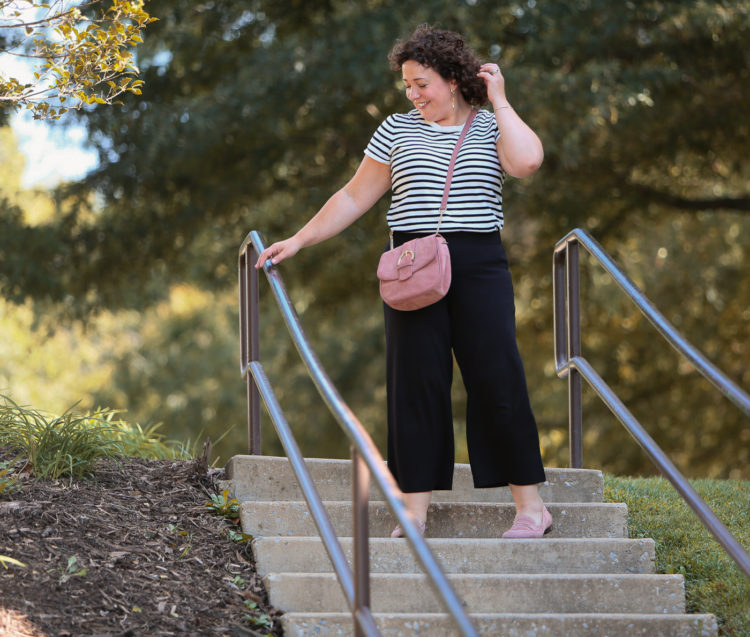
[632,185,750,212]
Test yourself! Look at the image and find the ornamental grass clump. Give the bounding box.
[0,395,124,479]
[0,395,191,480]
[89,412,194,460]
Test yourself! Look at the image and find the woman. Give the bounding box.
[255,25,552,539]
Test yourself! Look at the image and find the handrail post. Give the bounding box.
[553,248,567,375]
[352,446,371,637]
[239,243,262,454]
[566,239,583,468]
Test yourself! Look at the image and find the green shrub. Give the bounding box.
[605,474,750,635]
[206,489,240,519]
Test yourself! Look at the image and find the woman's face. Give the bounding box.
[401,60,457,125]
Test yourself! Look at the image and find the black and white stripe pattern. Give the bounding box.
[365,108,505,233]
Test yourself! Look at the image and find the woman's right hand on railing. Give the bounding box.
[255,236,304,269]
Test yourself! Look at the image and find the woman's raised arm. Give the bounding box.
[478,63,544,178]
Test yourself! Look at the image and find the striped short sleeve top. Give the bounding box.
[364,108,505,233]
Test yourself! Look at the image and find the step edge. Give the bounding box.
[226,455,603,475]
[239,500,627,508]
[252,536,653,545]
[264,572,684,582]
[281,611,716,619]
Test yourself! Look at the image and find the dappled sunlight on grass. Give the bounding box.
[605,474,750,635]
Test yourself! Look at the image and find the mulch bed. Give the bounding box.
[0,450,283,636]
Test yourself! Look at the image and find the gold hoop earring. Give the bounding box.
[451,88,455,110]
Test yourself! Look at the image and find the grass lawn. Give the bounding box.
[605,474,750,636]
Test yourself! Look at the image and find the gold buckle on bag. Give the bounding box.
[397,249,415,266]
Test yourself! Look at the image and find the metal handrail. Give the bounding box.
[553,227,750,580]
[239,230,478,637]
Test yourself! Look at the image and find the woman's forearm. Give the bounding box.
[293,188,363,248]
[254,189,361,269]
[254,156,390,269]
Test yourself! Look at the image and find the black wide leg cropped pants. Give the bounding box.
[384,231,546,493]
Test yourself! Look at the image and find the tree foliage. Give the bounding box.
[0,0,155,119]
[1,0,748,476]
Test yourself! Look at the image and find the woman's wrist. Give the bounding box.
[493,102,512,112]
[289,231,308,251]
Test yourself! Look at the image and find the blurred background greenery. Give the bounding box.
[1,0,748,476]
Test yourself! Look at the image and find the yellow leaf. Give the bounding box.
[0,556,26,569]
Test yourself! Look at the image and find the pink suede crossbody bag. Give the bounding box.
[377,108,477,311]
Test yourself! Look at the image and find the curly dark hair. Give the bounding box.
[388,25,487,107]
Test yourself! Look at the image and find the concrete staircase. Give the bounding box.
[224,455,718,636]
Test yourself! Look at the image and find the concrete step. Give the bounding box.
[264,572,687,614]
[239,501,628,539]
[281,612,718,636]
[251,536,656,576]
[224,455,603,503]
[227,452,717,635]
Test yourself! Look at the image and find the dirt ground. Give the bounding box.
[0,450,283,637]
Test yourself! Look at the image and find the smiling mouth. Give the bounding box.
[415,101,429,108]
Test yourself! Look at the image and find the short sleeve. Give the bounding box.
[491,112,501,143]
[364,116,394,165]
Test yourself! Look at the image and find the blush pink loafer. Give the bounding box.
[390,519,426,538]
[502,506,553,539]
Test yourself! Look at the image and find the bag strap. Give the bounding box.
[436,108,477,234]
[389,108,478,250]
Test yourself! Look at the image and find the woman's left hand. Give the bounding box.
[477,63,508,108]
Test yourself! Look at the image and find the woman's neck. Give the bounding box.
[433,101,473,127]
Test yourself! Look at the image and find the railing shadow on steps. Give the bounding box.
[238,230,478,637]
[554,228,750,580]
